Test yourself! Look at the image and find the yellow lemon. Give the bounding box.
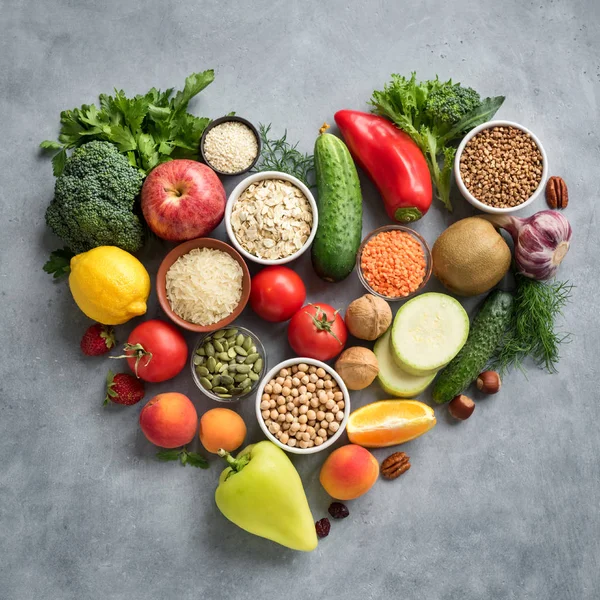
[69,246,150,325]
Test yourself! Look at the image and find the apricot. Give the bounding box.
[199,408,246,454]
[139,393,198,448]
[319,444,379,500]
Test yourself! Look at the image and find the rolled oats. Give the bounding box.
[231,179,313,260]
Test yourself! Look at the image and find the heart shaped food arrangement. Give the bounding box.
[41,70,573,550]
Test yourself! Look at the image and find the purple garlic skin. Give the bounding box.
[484,210,572,281]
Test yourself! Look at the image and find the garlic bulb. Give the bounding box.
[484,210,572,280]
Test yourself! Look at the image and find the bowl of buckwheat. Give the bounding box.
[255,358,350,454]
[225,171,318,265]
[454,120,548,214]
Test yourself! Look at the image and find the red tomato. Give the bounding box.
[250,266,306,322]
[287,303,347,361]
[122,320,188,382]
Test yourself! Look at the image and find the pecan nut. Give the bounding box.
[380,452,411,480]
[546,176,568,209]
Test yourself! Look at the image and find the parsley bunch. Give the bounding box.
[41,70,215,176]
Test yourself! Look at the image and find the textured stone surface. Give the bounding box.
[1,0,599,598]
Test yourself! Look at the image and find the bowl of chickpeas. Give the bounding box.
[255,358,351,454]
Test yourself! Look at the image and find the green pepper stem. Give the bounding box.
[218,448,250,473]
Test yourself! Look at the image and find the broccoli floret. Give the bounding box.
[425,82,481,129]
[45,141,145,254]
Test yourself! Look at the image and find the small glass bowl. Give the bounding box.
[190,325,267,403]
[356,225,433,302]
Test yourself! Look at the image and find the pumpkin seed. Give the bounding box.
[213,340,224,353]
[236,364,251,374]
[227,347,237,359]
[196,365,209,376]
[248,371,259,381]
[220,339,229,351]
[225,328,238,338]
[253,358,263,373]
[215,361,223,372]
[196,347,206,356]
[249,345,257,354]
[244,353,259,364]
[193,355,204,366]
[212,386,229,394]
[199,377,212,390]
[235,334,244,347]
[205,342,215,357]
[217,393,232,399]
[239,378,252,389]
[212,375,222,387]
[234,373,248,383]
[242,336,253,351]
[213,329,226,339]
[216,352,229,362]
[219,363,229,374]
[234,346,247,356]
[241,385,253,395]
[220,374,234,386]
[207,356,217,373]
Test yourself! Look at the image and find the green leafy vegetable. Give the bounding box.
[255,123,314,187]
[43,247,75,279]
[40,70,215,175]
[45,141,145,254]
[493,274,572,374]
[156,448,209,469]
[370,73,505,211]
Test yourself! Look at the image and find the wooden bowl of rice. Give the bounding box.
[157,238,251,332]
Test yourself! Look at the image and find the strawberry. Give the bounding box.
[104,370,145,406]
[81,324,116,356]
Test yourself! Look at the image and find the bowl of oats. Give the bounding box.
[225,171,318,265]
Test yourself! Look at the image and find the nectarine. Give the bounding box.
[319,444,379,500]
[199,408,246,454]
[139,393,198,448]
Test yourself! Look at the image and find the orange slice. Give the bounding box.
[347,400,436,448]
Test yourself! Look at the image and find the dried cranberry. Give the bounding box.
[315,518,331,538]
[328,502,349,519]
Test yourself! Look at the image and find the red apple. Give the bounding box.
[141,159,226,241]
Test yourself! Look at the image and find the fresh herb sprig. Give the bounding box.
[493,275,572,374]
[41,70,215,176]
[43,247,74,279]
[255,123,314,187]
[156,447,209,469]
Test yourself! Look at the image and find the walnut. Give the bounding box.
[345,294,392,341]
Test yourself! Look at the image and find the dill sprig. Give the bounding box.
[493,274,573,374]
[255,123,315,187]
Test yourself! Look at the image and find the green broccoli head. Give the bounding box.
[45,141,145,254]
[424,82,481,129]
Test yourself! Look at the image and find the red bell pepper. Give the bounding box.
[334,110,432,222]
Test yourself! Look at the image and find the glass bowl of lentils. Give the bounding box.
[454,120,548,214]
[200,116,261,176]
[191,326,267,402]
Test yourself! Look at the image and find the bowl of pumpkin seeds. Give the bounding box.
[191,325,266,402]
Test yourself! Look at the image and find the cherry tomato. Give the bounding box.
[120,320,188,382]
[287,303,347,361]
[250,266,306,322]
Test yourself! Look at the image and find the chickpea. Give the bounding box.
[306,426,316,436]
[308,366,317,374]
[298,385,307,395]
[321,420,329,429]
[301,375,310,385]
[309,373,318,383]
[288,438,297,447]
[325,412,335,423]
[323,373,332,381]
[270,409,279,420]
[273,383,283,395]
[280,368,289,378]
[314,436,324,446]
[325,399,335,410]
[292,377,301,387]
[277,414,286,423]
[306,382,316,393]
[318,428,327,438]
[285,413,294,423]
[269,399,277,409]
[316,410,326,421]
[333,391,344,401]
[290,422,300,433]
[277,405,286,414]
[280,433,289,444]
[275,430,282,439]
[331,404,339,414]
[276,396,285,406]
[337,400,345,410]
[299,404,308,415]
[285,401,294,411]
[316,379,324,389]
[305,392,313,399]
[299,440,309,449]
[308,420,316,427]
[298,414,308,424]
[262,410,271,420]
[291,365,298,374]
[276,377,284,386]
[265,419,272,428]
[329,421,340,433]
[326,391,335,401]
[295,431,303,440]
[300,432,310,442]
[335,411,344,422]
[310,397,320,409]
[269,422,280,434]
[293,397,300,407]
[283,378,292,389]
[324,380,333,389]
[306,409,317,421]
[299,423,307,432]
[298,363,309,373]
[318,391,328,403]
[291,388,299,398]
[282,422,290,431]
[264,384,273,394]
[292,407,299,417]
[260,400,270,411]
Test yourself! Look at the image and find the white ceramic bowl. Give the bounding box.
[224,171,318,265]
[454,120,549,214]
[255,357,350,455]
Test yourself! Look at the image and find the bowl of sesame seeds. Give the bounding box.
[454,120,548,214]
[200,116,261,176]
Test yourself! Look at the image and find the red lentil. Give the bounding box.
[360,230,426,298]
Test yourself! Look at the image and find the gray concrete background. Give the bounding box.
[1,0,599,598]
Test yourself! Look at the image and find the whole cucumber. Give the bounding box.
[311,131,363,282]
[432,290,514,404]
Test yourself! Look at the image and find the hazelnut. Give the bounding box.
[476,371,501,394]
[448,395,475,420]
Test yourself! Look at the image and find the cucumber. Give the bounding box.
[432,290,514,404]
[311,131,362,282]
[374,329,436,398]
[391,293,470,376]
